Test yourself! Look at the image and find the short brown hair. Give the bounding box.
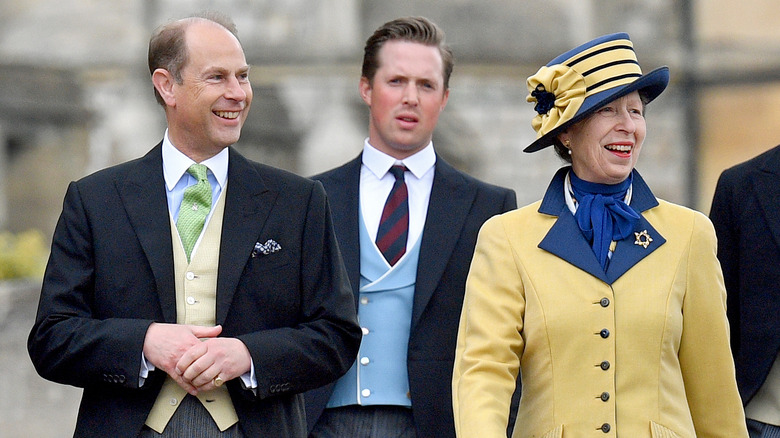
[362,16,454,89]
[147,11,239,106]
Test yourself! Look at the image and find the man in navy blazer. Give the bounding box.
[304,17,517,438]
[28,13,360,437]
[711,144,780,436]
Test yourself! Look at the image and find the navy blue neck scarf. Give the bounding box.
[569,171,640,271]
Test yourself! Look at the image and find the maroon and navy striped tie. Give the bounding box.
[376,165,409,265]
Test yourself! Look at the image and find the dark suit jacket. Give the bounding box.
[304,154,517,437]
[710,144,780,404]
[28,144,362,437]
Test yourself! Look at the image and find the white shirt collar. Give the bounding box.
[162,129,229,190]
[361,138,436,179]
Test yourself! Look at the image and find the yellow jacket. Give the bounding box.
[453,168,747,438]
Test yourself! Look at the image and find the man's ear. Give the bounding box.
[358,76,372,106]
[440,88,450,112]
[152,68,177,107]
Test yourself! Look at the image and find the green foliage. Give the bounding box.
[0,229,48,280]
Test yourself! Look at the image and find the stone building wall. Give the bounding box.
[0,0,691,238]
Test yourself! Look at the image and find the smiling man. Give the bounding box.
[28,11,360,437]
[304,17,517,438]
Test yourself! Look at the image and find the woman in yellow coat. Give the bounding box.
[452,33,748,438]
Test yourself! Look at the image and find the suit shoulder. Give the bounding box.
[309,158,359,182]
[652,198,701,218]
[227,154,326,212]
[721,144,780,179]
[244,158,319,191]
[650,198,715,236]
[252,160,310,183]
[447,165,514,195]
[71,153,150,189]
[310,167,343,183]
[457,171,517,209]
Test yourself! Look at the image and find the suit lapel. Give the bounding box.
[538,167,665,285]
[753,149,780,254]
[540,207,610,283]
[117,144,177,322]
[605,217,665,283]
[326,157,362,300]
[413,158,475,329]
[216,148,276,324]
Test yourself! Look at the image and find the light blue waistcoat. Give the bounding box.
[327,212,420,407]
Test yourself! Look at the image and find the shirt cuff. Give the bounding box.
[240,358,257,389]
[140,352,156,386]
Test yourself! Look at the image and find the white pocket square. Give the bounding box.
[252,239,282,257]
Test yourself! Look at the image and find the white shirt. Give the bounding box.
[162,131,228,224]
[360,139,435,250]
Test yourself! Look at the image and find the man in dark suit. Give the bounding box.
[28,12,361,437]
[304,17,517,438]
[710,144,780,437]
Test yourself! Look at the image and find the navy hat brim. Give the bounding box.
[524,66,670,153]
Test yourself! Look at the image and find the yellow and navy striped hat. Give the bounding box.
[524,32,669,153]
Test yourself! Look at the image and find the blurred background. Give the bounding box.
[2,0,780,436]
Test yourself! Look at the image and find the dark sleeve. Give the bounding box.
[27,181,152,389]
[238,181,361,399]
[502,188,518,212]
[709,170,741,353]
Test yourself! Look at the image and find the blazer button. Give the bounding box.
[600,391,610,402]
[600,423,611,433]
[600,297,610,307]
[600,328,610,339]
[600,361,610,370]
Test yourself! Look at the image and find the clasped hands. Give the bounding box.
[143,323,252,396]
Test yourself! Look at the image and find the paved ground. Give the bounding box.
[0,281,81,437]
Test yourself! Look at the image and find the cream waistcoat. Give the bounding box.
[145,190,238,433]
[745,353,780,425]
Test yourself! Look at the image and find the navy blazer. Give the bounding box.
[28,144,361,437]
[305,154,517,437]
[710,144,780,404]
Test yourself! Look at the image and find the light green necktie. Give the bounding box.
[176,164,212,261]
